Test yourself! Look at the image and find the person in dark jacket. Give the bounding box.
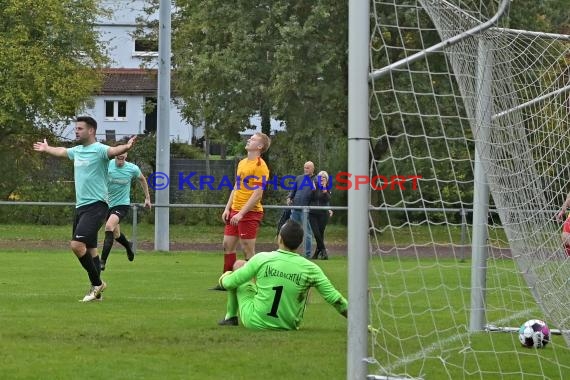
[287,161,316,258]
[309,171,332,260]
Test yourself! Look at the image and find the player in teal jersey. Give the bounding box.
[100,152,151,270]
[217,220,348,330]
[33,116,136,302]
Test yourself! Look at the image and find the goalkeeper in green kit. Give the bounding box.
[217,220,348,330]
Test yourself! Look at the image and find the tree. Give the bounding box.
[270,0,348,161]
[137,1,349,176]
[506,0,569,32]
[171,0,278,160]
[0,0,108,200]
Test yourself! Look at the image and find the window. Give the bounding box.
[105,100,127,121]
[134,38,158,57]
[105,130,116,142]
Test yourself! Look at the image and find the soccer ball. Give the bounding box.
[518,319,550,348]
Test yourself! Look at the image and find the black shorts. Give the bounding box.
[72,201,108,248]
[107,205,130,223]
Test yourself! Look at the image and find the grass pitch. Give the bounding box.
[1,224,568,379]
[0,250,348,380]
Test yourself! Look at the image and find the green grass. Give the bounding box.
[0,223,346,245]
[0,223,507,246]
[0,250,348,380]
[367,256,570,378]
[1,225,565,379]
[1,250,569,379]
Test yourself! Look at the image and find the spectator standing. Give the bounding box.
[309,171,332,260]
[287,161,316,258]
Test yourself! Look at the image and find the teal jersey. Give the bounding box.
[221,249,348,330]
[107,159,142,208]
[67,142,110,208]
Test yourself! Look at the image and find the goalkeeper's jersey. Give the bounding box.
[221,249,348,330]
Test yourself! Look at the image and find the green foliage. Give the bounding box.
[170,0,257,144]
[227,140,246,157]
[128,134,157,172]
[169,190,229,225]
[137,0,349,191]
[0,134,40,200]
[0,0,108,205]
[10,183,75,225]
[0,149,75,224]
[506,0,570,33]
[270,0,348,143]
[0,0,108,136]
[171,142,203,159]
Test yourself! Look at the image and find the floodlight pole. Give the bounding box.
[154,0,171,251]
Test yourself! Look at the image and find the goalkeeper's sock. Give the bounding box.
[225,289,238,319]
[115,233,130,248]
[101,231,114,262]
[223,252,237,272]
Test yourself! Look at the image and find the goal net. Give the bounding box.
[366,0,570,378]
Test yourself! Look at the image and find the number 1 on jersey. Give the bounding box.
[267,285,283,318]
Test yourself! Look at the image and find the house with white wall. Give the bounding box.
[59,0,285,145]
[60,0,199,143]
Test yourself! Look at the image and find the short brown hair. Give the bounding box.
[255,132,271,154]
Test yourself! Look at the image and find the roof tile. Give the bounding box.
[98,68,157,95]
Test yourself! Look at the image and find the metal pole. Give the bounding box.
[347,0,369,377]
[132,204,138,252]
[302,206,310,253]
[154,0,171,251]
[469,37,492,332]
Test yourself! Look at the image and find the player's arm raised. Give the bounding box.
[33,139,67,157]
[108,135,136,158]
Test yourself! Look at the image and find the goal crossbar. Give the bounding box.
[369,0,511,81]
